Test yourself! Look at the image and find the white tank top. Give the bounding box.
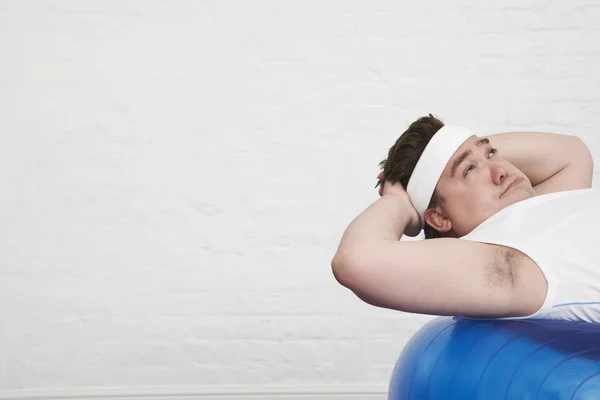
[460,188,600,323]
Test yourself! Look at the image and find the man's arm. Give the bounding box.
[331,190,546,318]
[487,132,594,195]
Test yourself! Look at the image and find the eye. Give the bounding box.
[488,148,497,157]
[464,164,475,176]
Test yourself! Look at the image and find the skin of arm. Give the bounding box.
[330,131,591,316]
[487,132,594,194]
[333,190,413,256]
[331,184,545,317]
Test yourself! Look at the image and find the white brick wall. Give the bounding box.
[0,0,599,396]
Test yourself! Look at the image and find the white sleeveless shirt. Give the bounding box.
[460,188,600,323]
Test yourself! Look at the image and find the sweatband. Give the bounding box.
[406,125,475,231]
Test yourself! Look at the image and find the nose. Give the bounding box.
[491,162,509,185]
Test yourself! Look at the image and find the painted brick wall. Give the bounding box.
[1,0,599,394]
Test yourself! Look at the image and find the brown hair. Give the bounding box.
[375,113,447,239]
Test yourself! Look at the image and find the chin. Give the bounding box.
[504,188,533,204]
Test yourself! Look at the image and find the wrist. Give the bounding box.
[377,194,412,238]
[381,190,420,237]
[381,189,412,212]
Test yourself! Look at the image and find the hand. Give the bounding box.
[377,170,421,237]
[377,171,384,197]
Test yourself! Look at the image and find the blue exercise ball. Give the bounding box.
[389,317,600,399]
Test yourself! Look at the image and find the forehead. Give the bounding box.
[441,135,481,177]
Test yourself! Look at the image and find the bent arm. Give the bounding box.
[334,193,409,257]
[332,193,546,318]
[333,237,545,318]
[487,131,594,194]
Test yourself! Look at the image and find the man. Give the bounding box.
[331,114,599,322]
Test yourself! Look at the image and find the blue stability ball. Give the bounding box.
[389,317,600,399]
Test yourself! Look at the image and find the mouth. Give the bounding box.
[502,178,523,197]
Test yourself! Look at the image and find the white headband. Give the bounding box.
[406,125,474,232]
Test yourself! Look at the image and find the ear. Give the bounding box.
[424,205,452,233]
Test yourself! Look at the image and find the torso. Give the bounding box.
[462,188,600,322]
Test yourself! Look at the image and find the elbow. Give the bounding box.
[331,252,361,289]
[331,244,382,288]
[331,252,351,287]
[331,253,381,307]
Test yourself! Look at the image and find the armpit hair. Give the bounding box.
[486,247,520,288]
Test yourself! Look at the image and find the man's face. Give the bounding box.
[428,135,537,237]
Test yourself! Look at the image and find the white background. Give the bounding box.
[1,0,599,397]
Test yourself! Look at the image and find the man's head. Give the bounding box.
[377,114,537,238]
